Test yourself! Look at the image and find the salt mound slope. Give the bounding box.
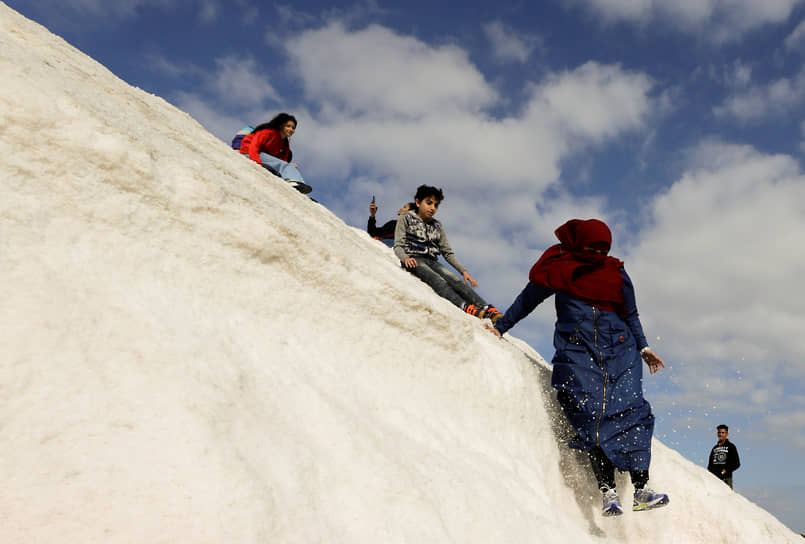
[0,4,798,542]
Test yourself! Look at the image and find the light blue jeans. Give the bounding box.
[407,257,487,309]
[260,154,306,183]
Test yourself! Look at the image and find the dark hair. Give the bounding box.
[717,424,729,432]
[253,113,298,134]
[407,201,417,210]
[414,185,444,203]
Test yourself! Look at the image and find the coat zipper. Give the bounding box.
[593,307,608,446]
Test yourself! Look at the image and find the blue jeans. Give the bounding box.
[260,154,306,182]
[407,257,487,309]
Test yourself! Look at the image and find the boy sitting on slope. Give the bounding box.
[394,185,503,323]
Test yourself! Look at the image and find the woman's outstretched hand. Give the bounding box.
[484,324,501,339]
[641,348,666,374]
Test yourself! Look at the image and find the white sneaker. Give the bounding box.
[633,488,669,511]
[602,487,623,516]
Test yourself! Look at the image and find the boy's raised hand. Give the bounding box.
[462,271,478,287]
[369,202,378,217]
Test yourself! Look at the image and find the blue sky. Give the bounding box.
[7,0,805,533]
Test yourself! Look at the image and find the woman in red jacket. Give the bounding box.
[239,113,311,194]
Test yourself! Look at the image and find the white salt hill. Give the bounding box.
[0,3,799,542]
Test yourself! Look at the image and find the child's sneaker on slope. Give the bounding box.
[601,487,623,517]
[286,180,313,194]
[482,305,504,325]
[632,488,669,511]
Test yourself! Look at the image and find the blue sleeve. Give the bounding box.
[494,282,554,335]
[622,269,649,350]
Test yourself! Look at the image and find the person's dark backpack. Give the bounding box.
[231,126,254,150]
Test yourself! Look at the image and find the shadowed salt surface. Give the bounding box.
[0,3,799,542]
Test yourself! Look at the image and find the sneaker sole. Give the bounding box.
[633,496,669,511]
[603,506,624,516]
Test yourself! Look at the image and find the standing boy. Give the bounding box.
[708,424,741,489]
[393,185,502,322]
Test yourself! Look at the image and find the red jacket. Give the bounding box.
[239,128,292,164]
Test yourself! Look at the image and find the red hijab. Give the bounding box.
[529,219,625,315]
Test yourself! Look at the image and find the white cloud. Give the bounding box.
[149,54,281,113]
[482,21,540,64]
[563,0,803,42]
[633,142,805,363]
[707,0,803,40]
[207,56,281,107]
[786,19,805,51]
[714,68,805,121]
[285,22,499,118]
[280,26,654,197]
[529,61,654,143]
[284,56,653,196]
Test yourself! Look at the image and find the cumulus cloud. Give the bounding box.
[786,19,805,52]
[626,141,805,449]
[563,0,803,42]
[149,54,281,114]
[713,68,805,121]
[285,22,499,118]
[528,61,654,143]
[482,21,541,63]
[280,22,653,191]
[206,56,282,107]
[632,141,805,363]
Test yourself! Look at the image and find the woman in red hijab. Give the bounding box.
[488,219,669,517]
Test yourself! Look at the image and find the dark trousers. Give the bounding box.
[588,447,649,491]
[407,257,486,309]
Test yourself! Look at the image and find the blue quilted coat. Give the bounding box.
[495,269,654,471]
